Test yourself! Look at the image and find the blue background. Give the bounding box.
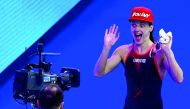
[0,0,190,109]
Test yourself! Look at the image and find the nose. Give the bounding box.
[134,26,140,32]
[131,26,140,33]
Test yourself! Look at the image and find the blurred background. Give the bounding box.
[0,0,189,109]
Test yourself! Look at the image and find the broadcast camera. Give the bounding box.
[13,43,80,106]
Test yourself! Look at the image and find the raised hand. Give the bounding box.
[104,24,120,49]
[161,32,173,53]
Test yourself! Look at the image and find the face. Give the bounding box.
[131,20,153,45]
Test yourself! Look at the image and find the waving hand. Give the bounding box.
[104,24,120,49]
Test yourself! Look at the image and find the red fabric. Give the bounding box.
[129,7,154,23]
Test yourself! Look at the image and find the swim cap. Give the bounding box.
[129,6,154,23]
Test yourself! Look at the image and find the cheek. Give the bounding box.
[131,28,135,33]
[144,30,149,34]
[141,29,150,38]
[142,28,149,34]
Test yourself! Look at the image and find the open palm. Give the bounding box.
[104,24,120,48]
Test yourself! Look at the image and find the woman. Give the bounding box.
[94,6,183,109]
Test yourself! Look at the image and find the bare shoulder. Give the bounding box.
[115,43,133,52]
[114,43,133,60]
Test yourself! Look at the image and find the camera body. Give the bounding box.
[13,43,80,106]
[13,64,80,103]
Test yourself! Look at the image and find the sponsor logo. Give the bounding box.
[132,12,150,18]
[133,58,146,63]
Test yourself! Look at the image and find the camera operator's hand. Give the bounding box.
[160,32,172,53]
[104,24,120,50]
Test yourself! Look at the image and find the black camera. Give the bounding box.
[13,66,80,102]
[13,43,80,105]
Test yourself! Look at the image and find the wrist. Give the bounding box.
[163,48,174,58]
[103,45,112,51]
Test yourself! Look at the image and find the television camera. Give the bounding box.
[13,43,80,106]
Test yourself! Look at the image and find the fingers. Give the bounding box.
[114,25,119,34]
[108,24,118,34]
[111,32,120,45]
[116,32,120,40]
[109,25,113,34]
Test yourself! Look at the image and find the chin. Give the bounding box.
[134,41,142,45]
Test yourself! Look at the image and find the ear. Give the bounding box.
[149,25,154,32]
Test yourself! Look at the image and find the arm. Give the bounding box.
[94,24,121,77]
[94,46,122,77]
[161,33,183,83]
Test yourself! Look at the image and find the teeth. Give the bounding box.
[135,34,142,37]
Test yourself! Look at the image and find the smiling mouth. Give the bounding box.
[135,34,142,41]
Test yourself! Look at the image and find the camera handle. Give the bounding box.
[37,43,43,77]
[37,43,43,85]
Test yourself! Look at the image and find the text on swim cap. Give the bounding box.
[132,12,150,18]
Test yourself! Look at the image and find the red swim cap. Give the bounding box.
[129,7,154,23]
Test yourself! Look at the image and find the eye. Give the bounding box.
[131,23,137,28]
[140,24,145,28]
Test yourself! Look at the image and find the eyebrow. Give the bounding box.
[131,22,147,25]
